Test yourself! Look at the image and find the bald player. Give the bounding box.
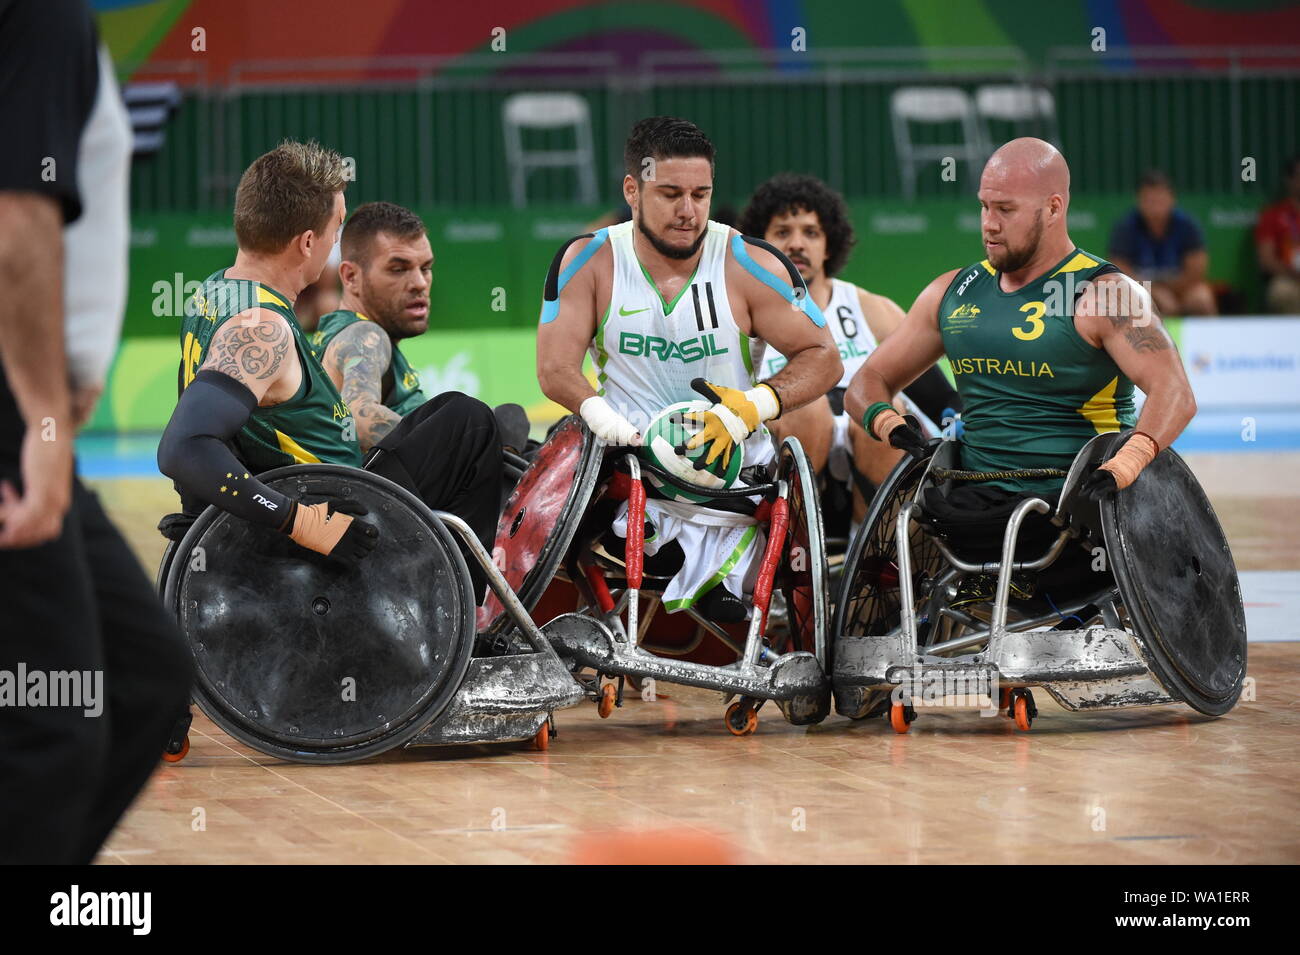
[847,138,1196,522]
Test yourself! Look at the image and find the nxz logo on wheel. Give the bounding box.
[253,493,278,511]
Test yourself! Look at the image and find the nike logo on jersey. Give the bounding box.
[619,305,649,316]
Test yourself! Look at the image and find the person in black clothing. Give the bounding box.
[0,0,192,864]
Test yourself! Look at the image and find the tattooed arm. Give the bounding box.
[1075,272,1196,450]
[324,321,401,452]
[199,307,299,404]
[159,308,301,524]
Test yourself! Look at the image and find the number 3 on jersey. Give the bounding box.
[1013,301,1046,341]
[182,331,203,388]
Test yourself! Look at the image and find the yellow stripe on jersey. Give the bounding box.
[980,259,995,275]
[257,286,289,309]
[1052,252,1100,276]
[275,429,321,464]
[1078,376,1122,433]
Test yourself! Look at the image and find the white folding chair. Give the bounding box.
[502,92,598,208]
[890,86,986,200]
[974,84,1059,147]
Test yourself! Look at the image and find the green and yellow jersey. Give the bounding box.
[179,270,363,472]
[938,249,1136,494]
[311,309,427,417]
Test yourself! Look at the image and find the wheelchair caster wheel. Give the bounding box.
[999,687,1013,715]
[1010,689,1037,731]
[889,701,915,734]
[162,735,190,762]
[725,700,759,736]
[597,683,617,719]
[531,721,552,751]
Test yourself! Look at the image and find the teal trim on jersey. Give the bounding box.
[730,234,826,328]
[540,228,609,324]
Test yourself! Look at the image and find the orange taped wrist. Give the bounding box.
[870,407,906,442]
[1099,432,1159,490]
[289,501,353,555]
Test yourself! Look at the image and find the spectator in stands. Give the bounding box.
[1109,170,1216,316]
[1255,155,1300,314]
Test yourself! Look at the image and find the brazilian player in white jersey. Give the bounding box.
[537,117,842,622]
[738,173,961,525]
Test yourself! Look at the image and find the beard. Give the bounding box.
[637,215,706,260]
[366,288,426,340]
[988,209,1044,272]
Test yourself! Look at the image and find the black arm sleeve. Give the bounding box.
[157,370,294,529]
[902,365,962,424]
[0,0,99,224]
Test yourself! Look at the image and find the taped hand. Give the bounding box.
[283,498,380,567]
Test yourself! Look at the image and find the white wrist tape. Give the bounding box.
[580,395,641,446]
[746,384,781,424]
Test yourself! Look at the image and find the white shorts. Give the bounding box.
[611,498,764,615]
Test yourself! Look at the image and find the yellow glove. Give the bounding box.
[682,377,782,470]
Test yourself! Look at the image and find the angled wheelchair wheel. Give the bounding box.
[830,448,947,719]
[1102,447,1248,716]
[477,415,604,635]
[776,437,830,669]
[766,438,833,725]
[832,450,948,644]
[164,465,475,763]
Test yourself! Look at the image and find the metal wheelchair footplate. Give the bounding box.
[832,631,1180,706]
[409,646,586,746]
[409,511,589,748]
[544,610,829,704]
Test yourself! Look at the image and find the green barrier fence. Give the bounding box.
[122,193,1265,337]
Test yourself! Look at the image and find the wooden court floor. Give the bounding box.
[89,453,1300,864]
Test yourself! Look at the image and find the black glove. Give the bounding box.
[325,499,380,567]
[887,417,928,460]
[1079,468,1118,502]
[282,498,381,568]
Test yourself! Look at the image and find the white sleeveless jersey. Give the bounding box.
[758,277,877,389]
[594,219,774,465]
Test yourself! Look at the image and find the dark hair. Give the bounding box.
[340,201,427,265]
[1138,169,1173,192]
[234,140,346,254]
[737,173,856,277]
[623,116,715,182]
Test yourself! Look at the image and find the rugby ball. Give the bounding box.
[639,400,745,504]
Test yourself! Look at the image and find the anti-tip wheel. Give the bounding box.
[724,700,759,736]
[597,682,617,718]
[161,735,190,763]
[531,721,551,751]
[1011,689,1037,732]
[889,701,915,734]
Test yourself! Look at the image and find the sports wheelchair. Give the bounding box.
[156,464,588,764]
[831,431,1248,732]
[480,416,833,735]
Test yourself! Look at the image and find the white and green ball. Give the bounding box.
[639,400,745,504]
